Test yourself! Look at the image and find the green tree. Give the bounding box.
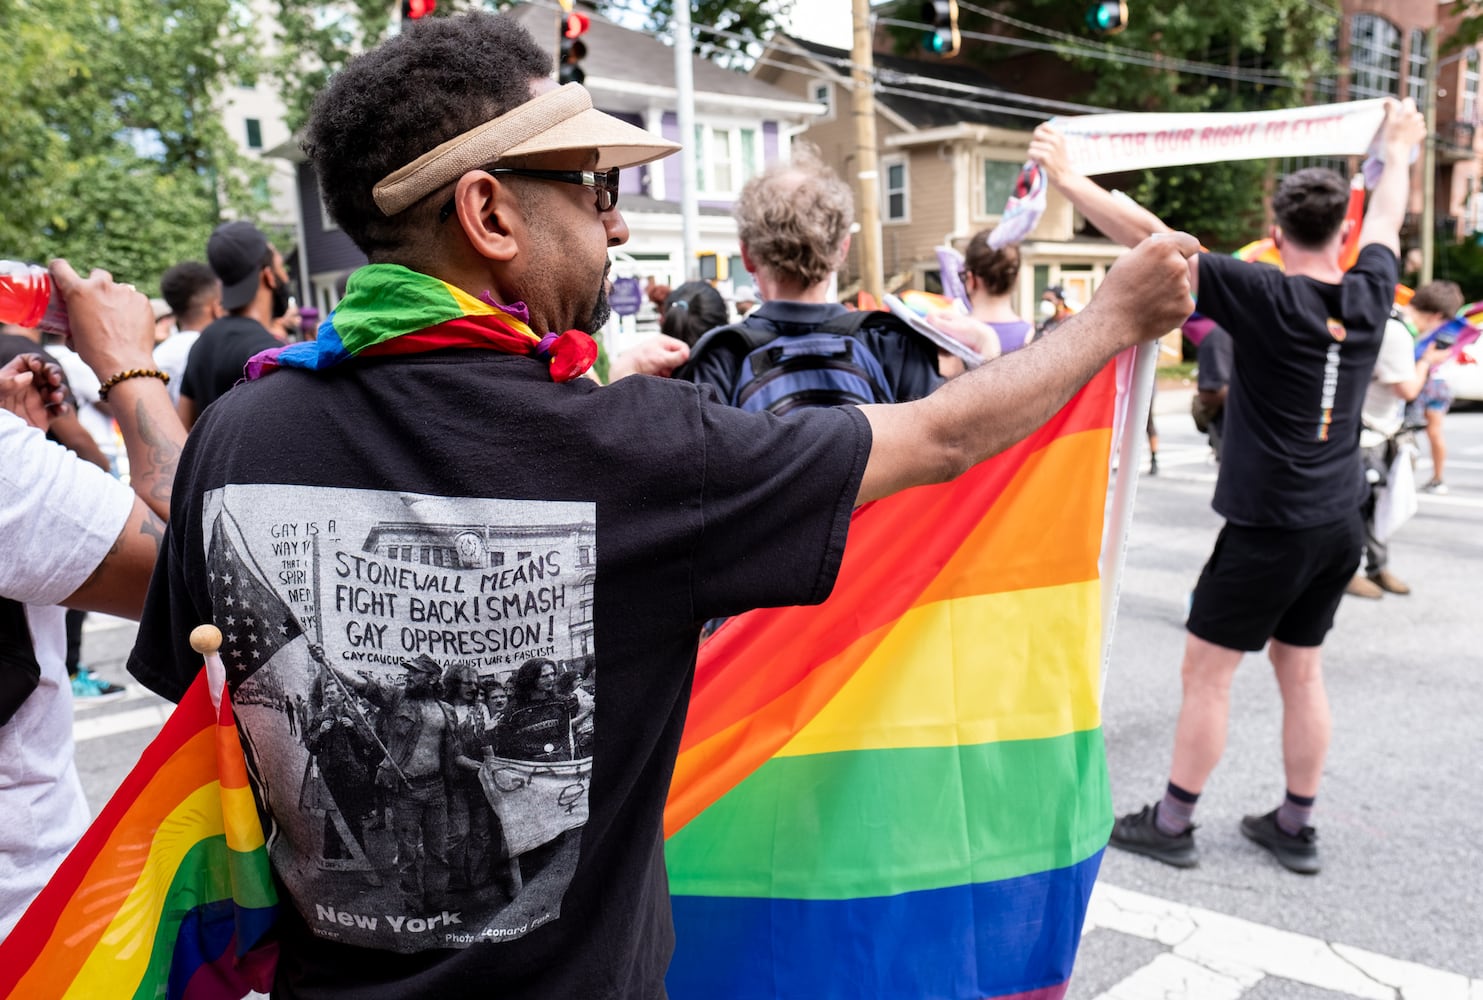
[0,0,268,290]
[273,0,397,133]
[592,0,794,69]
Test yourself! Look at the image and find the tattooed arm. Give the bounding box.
[60,500,166,618]
[107,382,183,520]
[43,260,187,617]
[49,260,186,520]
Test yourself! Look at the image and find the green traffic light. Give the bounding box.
[1085,0,1126,33]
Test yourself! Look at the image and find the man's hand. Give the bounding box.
[1380,97,1426,153]
[1083,233,1200,345]
[1028,124,1072,184]
[48,259,156,380]
[610,334,691,380]
[0,353,68,430]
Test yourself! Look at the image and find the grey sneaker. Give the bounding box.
[1109,804,1199,868]
[1241,809,1320,874]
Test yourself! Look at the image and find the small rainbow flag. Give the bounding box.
[665,365,1119,999]
[0,664,278,999]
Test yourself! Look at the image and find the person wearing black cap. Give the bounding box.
[177,220,291,428]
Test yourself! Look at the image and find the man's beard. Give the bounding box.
[581,261,613,335]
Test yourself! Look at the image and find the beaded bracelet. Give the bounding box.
[97,368,170,401]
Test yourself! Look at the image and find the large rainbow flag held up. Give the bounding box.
[665,364,1120,1000]
[0,641,278,1000]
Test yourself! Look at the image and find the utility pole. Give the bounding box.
[675,2,699,282]
[851,0,884,303]
[1422,26,1439,285]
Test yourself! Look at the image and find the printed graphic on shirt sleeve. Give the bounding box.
[201,485,597,954]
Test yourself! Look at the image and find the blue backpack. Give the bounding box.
[691,311,899,415]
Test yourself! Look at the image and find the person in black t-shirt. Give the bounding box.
[1193,320,1234,462]
[1031,99,1427,877]
[177,220,291,428]
[125,14,1198,998]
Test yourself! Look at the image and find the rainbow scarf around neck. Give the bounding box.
[245,264,597,382]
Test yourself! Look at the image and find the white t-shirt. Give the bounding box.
[1360,317,1416,447]
[0,410,134,938]
[153,330,202,404]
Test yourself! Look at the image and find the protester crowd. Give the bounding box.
[0,8,1464,996]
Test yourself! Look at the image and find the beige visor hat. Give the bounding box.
[373,83,680,216]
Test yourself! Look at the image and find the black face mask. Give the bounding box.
[269,276,292,320]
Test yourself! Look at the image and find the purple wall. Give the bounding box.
[298,163,368,275]
[607,110,648,196]
[660,112,785,206]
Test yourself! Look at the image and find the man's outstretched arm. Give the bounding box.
[856,233,1198,505]
[1028,124,1174,249]
[1358,98,1427,257]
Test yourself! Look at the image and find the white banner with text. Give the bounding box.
[1052,99,1388,175]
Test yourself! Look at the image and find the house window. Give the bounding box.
[244,117,263,150]
[1349,15,1401,100]
[692,124,762,195]
[1465,50,1480,124]
[1407,28,1428,109]
[982,160,1021,216]
[812,82,833,119]
[882,157,908,222]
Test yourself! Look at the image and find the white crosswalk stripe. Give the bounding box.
[1084,884,1483,999]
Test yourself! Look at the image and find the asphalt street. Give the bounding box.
[67,390,1483,1000]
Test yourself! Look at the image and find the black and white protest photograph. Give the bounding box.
[205,485,596,952]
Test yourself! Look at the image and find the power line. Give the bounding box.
[585,1,1121,117]
[877,13,1300,89]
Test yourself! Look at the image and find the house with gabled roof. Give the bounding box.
[751,34,1127,316]
[271,3,822,334]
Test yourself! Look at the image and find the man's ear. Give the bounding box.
[738,242,756,277]
[1269,225,1283,252]
[452,171,521,263]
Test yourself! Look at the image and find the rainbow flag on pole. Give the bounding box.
[665,365,1119,999]
[0,660,278,999]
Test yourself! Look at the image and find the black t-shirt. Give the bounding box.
[179,314,281,411]
[676,300,943,404]
[1195,245,1396,528]
[1195,324,1234,432]
[128,350,870,999]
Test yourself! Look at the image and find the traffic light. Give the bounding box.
[559,12,590,86]
[922,0,960,58]
[401,0,435,22]
[1085,0,1128,34]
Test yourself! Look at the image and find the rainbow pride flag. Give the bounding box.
[0,666,278,999]
[665,365,1119,1000]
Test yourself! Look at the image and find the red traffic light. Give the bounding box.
[563,12,590,38]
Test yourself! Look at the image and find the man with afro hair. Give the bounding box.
[129,12,1198,996]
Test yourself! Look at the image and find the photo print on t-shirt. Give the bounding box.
[201,485,596,953]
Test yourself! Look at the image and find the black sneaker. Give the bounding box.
[1109,804,1198,868]
[1240,809,1320,875]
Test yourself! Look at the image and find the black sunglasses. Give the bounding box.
[438,167,621,223]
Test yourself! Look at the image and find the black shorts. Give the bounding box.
[1186,512,1363,652]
